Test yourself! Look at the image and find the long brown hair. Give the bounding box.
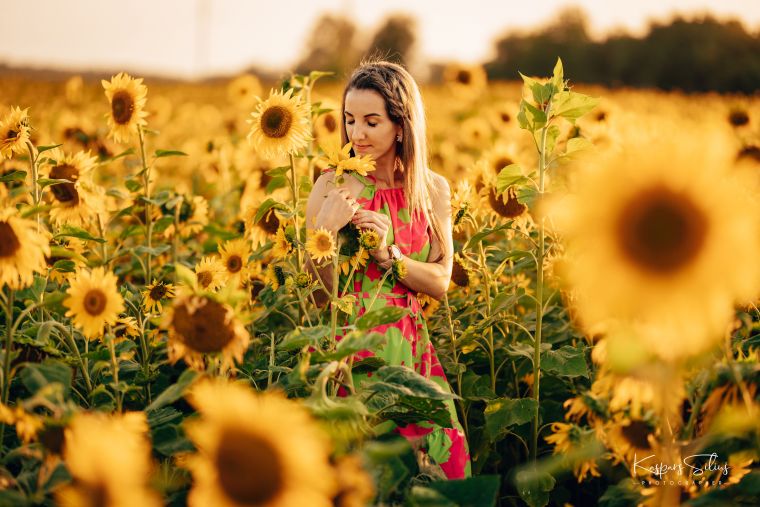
[340,60,449,262]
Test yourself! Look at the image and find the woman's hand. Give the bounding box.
[315,187,360,233]
[351,209,392,263]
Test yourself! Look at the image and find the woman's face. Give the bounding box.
[344,88,401,165]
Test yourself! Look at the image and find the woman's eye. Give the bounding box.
[346,120,355,125]
[368,123,377,127]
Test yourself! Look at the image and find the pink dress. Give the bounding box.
[333,170,471,479]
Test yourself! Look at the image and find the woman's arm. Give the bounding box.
[391,174,453,300]
[303,172,362,307]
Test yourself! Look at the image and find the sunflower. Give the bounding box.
[544,422,601,483]
[244,204,281,250]
[548,136,760,361]
[322,142,375,178]
[339,248,369,276]
[443,63,487,100]
[459,117,492,149]
[332,454,376,507]
[161,195,209,239]
[0,207,50,289]
[141,279,176,314]
[219,238,251,286]
[0,107,31,160]
[306,227,337,263]
[450,253,472,288]
[56,411,162,507]
[42,149,105,227]
[183,379,336,507]
[113,316,141,343]
[266,264,288,290]
[272,224,296,258]
[358,229,380,251]
[488,186,527,219]
[227,74,263,110]
[247,88,311,160]
[64,267,125,340]
[195,256,226,292]
[101,72,148,143]
[391,259,407,280]
[313,98,341,142]
[164,294,250,372]
[0,403,43,443]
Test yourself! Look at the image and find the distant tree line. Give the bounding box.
[290,8,760,93]
[484,8,760,93]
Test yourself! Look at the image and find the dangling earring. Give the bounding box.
[396,134,402,143]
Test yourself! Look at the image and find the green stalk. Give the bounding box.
[106,329,122,412]
[444,294,469,438]
[478,242,497,393]
[25,142,41,231]
[137,125,153,283]
[0,289,11,454]
[530,101,552,462]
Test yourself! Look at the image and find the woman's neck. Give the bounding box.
[372,153,399,188]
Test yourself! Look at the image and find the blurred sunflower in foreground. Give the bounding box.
[56,412,161,507]
[0,207,50,289]
[183,379,336,507]
[101,72,148,143]
[247,88,311,160]
[548,134,760,362]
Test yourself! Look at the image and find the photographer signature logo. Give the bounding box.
[633,452,730,487]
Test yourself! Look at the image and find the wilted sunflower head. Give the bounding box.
[451,254,471,288]
[101,72,148,143]
[247,88,311,160]
[489,186,527,219]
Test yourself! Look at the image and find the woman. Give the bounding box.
[305,60,471,479]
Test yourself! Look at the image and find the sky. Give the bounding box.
[1,0,758,79]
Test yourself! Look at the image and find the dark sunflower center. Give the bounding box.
[489,187,526,219]
[316,234,332,251]
[620,421,651,450]
[493,157,513,173]
[7,129,18,140]
[72,479,109,507]
[324,114,337,133]
[261,105,293,139]
[616,186,707,274]
[111,90,135,125]
[172,298,235,353]
[451,258,470,287]
[729,110,749,127]
[149,283,168,300]
[258,211,280,234]
[197,271,213,288]
[49,163,80,204]
[456,70,472,85]
[500,112,511,123]
[215,427,284,505]
[83,289,107,316]
[0,221,21,258]
[226,255,243,274]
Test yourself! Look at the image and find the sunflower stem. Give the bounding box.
[267,332,275,388]
[2,289,15,413]
[49,321,92,394]
[477,242,497,394]
[137,125,153,284]
[443,293,469,439]
[530,97,552,463]
[25,141,41,232]
[106,327,122,412]
[172,198,181,284]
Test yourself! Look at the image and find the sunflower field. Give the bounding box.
[0,59,759,507]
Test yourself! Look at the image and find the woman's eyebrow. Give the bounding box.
[344,111,382,118]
